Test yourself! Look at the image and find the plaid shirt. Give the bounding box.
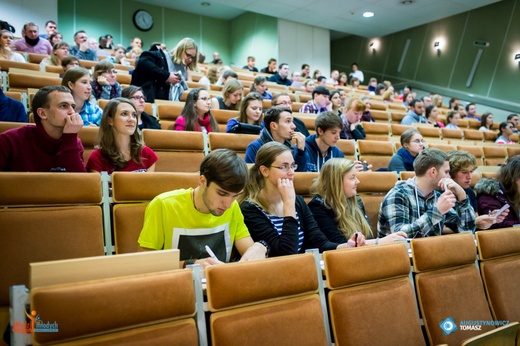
[79,100,103,126]
[377,179,476,238]
[299,101,327,115]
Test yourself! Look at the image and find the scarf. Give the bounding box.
[92,82,119,100]
[25,36,40,47]
[195,113,212,132]
[396,147,416,171]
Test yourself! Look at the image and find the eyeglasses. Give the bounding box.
[130,95,146,101]
[104,70,117,75]
[271,163,298,172]
[274,101,292,106]
[185,52,196,60]
[412,139,426,143]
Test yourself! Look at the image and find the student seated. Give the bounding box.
[379,148,476,238]
[91,60,123,101]
[226,92,263,134]
[308,158,407,244]
[62,67,103,126]
[244,107,308,172]
[240,142,364,257]
[305,111,344,172]
[388,129,424,173]
[0,86,85,172]
[86,98,157,173]
[138,149,269,267]
[174,88,219,132]
[211,79,243,111]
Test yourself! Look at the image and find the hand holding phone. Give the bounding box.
[494,204,510,220]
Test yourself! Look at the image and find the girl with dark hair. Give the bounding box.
[388,129,424,173]
[475,155,520,229]
[425,105,444,128]
[478,112,494,132]
[174,88,219,132]
[495,122,515,144]
[122,86,160,130]
[226,92,263,133]
[240,142,364,257]
[86,97,157,173]
[250,75,272,100]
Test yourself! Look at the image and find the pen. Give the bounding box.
[205,245,218,260]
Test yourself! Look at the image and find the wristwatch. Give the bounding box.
[257,240,270,257]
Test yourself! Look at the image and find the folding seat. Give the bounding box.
[293,172,319,203]
[357,140,394,171]
[362,121,390,141]
[208,132,259,158]
[482,146,507,166]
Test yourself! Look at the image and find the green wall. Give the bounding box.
[331,0,520,113]
[230,12,278,70]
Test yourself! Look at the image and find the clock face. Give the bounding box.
[133,10,153,31]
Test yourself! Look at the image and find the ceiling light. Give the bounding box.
[201,2,210,7]
[363,12,374,18]
[400,0,414,4]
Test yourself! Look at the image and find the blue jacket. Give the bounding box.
[0,90,27,122]
[244,128,308,172]
[305,134,344,172]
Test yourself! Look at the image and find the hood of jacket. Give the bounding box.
[474,178,502,195]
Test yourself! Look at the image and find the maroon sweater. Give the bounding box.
[0,123,86,172]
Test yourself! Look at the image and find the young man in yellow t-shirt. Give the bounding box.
[138,149,268,268]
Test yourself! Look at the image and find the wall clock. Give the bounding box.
[133,10,153,31]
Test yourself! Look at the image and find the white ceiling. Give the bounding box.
[134,0,502,39]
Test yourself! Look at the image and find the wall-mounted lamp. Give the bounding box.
[515,53,520,61]
[433,41,443,57]
[369,41,378,54]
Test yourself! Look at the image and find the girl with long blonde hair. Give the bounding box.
[309,158,406,244]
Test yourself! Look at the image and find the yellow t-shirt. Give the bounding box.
[138,188,250,262]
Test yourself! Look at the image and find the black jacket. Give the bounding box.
[131,50,170,103]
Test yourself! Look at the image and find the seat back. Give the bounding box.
[442,128,464,139]
[476,228,520,322]
[111,172,199,253]
[362,121,390,141]
[484,131,498,142]
[370,109,390,123]
[208,132,258,158]
[206,253,328,346]
[418,126,441,140]
[212,109,239,132]
[142,129,205,172]
[356,171,398,232]
[324,243,425,346]
[0,173,104,308]
[0,60,40,72]
[293,172,319,202]
[483,146,507,166]
[457,145,484,165]
[31,270,198,345]
[357,140,394,171]
[506,146,520,159]
[336,139,357,160]
[8,72,62,93]
[427,142,456,153]
[463,129,484,142]
[412,233,495,346]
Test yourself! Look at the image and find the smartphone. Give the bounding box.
[494,204,510,220]
[361,162,369,171]
[174,71,182,78]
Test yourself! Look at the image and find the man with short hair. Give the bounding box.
[301,64,310,78]
[327,70,339,85]
[39,20,57,39]
[127,37,142,52]
[268,63,292,86]
[139,149,268,267]
[349,63,364,83]
[305,111,344,172]
[69,30,98,61]
[316,76,327,86]
[291,71,303,88]
[271,93,310,137]
[447,150,505,230]
[378,148,476,238]
[14,22,52,54]
[217,69,238,86]
[0,86,85,172]
[506,113,519,134]
[211,51,220,64]
[244,107,308,172]
[401,99,426,125]
[243,56,258,72]
[260,58,277,74]
[299,86,330,115]
[421,95,432,108]
[465,103,480,121]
